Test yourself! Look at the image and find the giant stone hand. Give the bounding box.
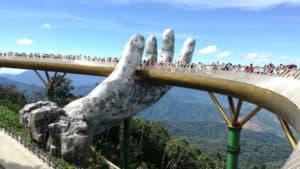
[64,28,195,135]
[19,29,196,164]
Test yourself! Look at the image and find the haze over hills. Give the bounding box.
[0,76,44,97]
[138,87,284,135]
[0,70,104,87]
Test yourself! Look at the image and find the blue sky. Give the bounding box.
[1,0,300,74]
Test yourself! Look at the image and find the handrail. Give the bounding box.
[1,53,300,169]
[1,54,300,129]
[0,54,299,80]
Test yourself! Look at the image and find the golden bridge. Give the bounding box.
[1,53,300,169]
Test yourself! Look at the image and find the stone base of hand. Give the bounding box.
[19,101,90,165]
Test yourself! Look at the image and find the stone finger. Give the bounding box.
[113,34,145,77]
[159,29,174,63]
[178,38,196,64]
[145,35,158,63]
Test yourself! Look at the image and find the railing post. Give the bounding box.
[227,127,241,169]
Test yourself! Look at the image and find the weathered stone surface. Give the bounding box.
[19,29,196,165]
[20,101,90,164]
[60,132,90,165]
[19,101,56,126]
[145,35,157,63]
[159,29,175,63]
[19,101,64,146]
[46,117,70,157]
[178,38,196,64]
[47,116,90,164]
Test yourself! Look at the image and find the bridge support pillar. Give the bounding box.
[34,70,66,102]
[278,117,297,149]
[227,127,241,169]
[208,92,261,169]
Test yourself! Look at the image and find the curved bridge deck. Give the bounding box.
[1,55,300,169]
[1,56,299,128]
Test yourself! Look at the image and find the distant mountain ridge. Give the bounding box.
[162,121,286,144]
[0,70,105,86]
[137,87,283,136]
[0,76,44,97]
[0,70,104,97]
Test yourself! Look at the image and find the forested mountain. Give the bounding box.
[0,76,44,97]
[163,121,286,144]
[0,70,104,86]
[161,121,290,169]
[137,87,284,136]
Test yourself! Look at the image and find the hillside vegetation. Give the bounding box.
[162,121,290,168]
[0,76,293,169]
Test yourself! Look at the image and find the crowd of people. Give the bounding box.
[0,52,119,63]
[1,52,299,79]
[143,60,299,78]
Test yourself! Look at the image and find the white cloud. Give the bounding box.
[101,0,300,9]
[217,51,231,58]
[157,49,161,55]
[245,54,300,65]
[245,52,272,62]
[0,68,27,74]
[16,38,32,45]
[278,56,300,63]
[40,23,51,29]
[198,45,217,55]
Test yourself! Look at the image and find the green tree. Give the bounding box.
[196,154,216,169]
[92,119,228,169]
[28,90,47,102]
[162,138,200,169]
[49,75,76,107]
[130,119,170,168]
[93,119,171,169]
[209,147,226,169]
[0,84,27,112]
